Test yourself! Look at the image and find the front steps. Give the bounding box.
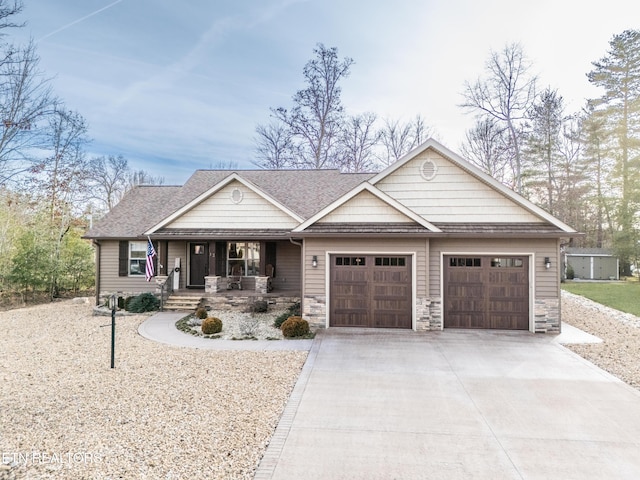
[162,294,203,312]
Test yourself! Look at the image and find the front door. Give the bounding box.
[189,243,208,288]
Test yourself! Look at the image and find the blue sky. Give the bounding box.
[12,0,640,184]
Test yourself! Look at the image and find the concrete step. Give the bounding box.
[162,295,203,312]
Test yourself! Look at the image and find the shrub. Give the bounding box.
[202,317,223,335]
[281,316,309,338]
[274,302,301,328]
[566,264,575,280]
[248,300,268,313]
[195,306,208,319]
[126,293,159,313]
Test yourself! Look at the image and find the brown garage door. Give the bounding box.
[444,255,529,330]
[330,255,412,328]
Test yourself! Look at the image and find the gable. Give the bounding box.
[375,148,543,223]
[165,179,300,230]
[318,190,417,224]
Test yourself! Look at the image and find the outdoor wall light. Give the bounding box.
[312,255,318,268]
[544,257,551,270]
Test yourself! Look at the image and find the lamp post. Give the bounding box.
[108,294,117,368]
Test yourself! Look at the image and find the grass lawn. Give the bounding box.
[562,281,640,317]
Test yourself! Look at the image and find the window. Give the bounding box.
[335,256,366,266]
[227,242,260,276]
[375,257,406,266]
[129,241,147,276]
[491,258,524,268]
[449,257,481,267]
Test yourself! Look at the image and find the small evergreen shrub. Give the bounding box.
[195,306,208,319]
[281,316,309,338]
[126,293,160,313]
[202,317,223,335]
[274,302,301,328]
[248,300,268,313]
[566,264,575,280]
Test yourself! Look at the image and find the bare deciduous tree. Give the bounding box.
[0,41,55,185]
[461,43,537,193]
[460,117,513,186]
[338,112,380,172]
[378,115,432,166]
[88,154,129,211]
[253,121,295,169]
[271,43,353,169]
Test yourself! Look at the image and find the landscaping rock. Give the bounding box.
[0,301,307,479]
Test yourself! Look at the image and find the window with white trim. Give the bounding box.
[129,241,147,276]
[227,242,260,276]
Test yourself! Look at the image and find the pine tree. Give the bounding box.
[587,29,640,274]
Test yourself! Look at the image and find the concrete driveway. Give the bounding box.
[255,329,640,480]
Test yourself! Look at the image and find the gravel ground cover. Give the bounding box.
[561,290,640,390]
[0,301,307,479]
[179,308,290,340]
[3,292,639,479]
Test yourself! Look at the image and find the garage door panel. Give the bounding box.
[445,255,529,330]
[330,255,412,329]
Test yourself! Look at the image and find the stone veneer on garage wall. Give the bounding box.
[303,295,560,333]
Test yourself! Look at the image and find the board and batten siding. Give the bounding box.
[318,190,413,223]
[99,240,157,294]
[429,238,561,299]
[303,237,428,297]
[375,149,543,223]
[166,180,299,230]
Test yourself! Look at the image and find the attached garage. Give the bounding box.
[330,254,412,328]
[444,255,529,330]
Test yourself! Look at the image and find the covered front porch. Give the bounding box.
[151,233,302,307]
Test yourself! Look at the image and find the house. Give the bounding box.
[84,139,579,333]
[565,248,619,280]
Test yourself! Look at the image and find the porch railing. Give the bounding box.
[159,269,175,311]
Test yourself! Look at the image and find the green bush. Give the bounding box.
[202,317,223,335]
[249,300,268,313]
[126,293,160,313]
[566,264,575,280]
[281,316,309,338]
[195,306,208,319]
[274,302,301,328]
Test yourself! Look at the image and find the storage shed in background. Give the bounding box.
[565,248,619,280]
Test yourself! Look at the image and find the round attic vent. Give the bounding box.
[420,159,438,180]
[230,187,243,204]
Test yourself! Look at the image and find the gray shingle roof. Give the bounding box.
[84,169,373,239]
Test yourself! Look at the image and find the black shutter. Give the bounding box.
[215,241,227,276]
[153,241,158,275]
[118,241,128,277]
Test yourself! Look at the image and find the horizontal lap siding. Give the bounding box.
[99,241,157,293]
[167,241,188,288]
[429,238,560,299]
[274,241,301,291]
[304,237,428,297]
[375,150,543,223]
[167,180,298,229]
[319,190,412,223]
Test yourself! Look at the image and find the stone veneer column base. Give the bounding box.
[534,298,560,333]
[255,276,269,294]
[204,276,226,294]
[303,295,326,329]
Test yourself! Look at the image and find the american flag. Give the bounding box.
[145,238,156,282]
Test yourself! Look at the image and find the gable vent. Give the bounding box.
[230,187,243,204]
[420,159,438,181]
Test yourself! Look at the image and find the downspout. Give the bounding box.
[93,240,101,306]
